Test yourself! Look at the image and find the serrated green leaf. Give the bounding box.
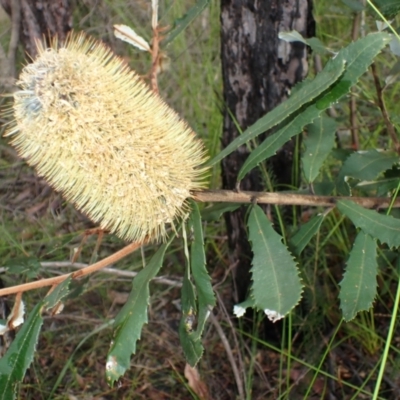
[337,150,399,195]
[106,243,169,385]
[340,232,378,321]
[163,0,210,46]
[337,200,400,248]
[0,302,44,400]
[289,214,325,256]
[238,33,391,179]
[188,202,215,341]
[44,275,72,311]
[206,49,346,168]
[248,205,303,320]
[201,203,241,222]
[179,274,203,366]
[303,116,337,183]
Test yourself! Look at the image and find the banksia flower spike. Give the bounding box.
[4,32,208,243]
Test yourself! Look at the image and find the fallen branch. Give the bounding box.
[0,241,143,297]
[192,189,400,209]
[1,188,398,298]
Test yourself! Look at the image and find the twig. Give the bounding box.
[209,312,245,400]
[191,189,400,209]
[38,261,182,287]
[0,241,143,297]
[370,62,400,154]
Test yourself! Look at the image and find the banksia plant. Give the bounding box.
[4,32,208,243]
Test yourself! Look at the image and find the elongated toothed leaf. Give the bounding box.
[337,200,400,248]
[238,32,391,179]
[248,205,303,321]
[106,243,169,385]
[289,214,325,256]
[188,202,215,341]
[208,49,346,169]
[336,150,399,195]
[340,232,378,321]
[303,116,337,183]
[0,302,44,400]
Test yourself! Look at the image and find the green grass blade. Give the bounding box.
[337,150,399,195]
[188,201,216,341]
[248,205,303,321]
[106,243,169,385]
[206,50,346,168]
[0,302,44,400]
[163,0,210,46]
[238,32,391,179]
[303,116,337,183]
[337,200,400,248]
[289,213,325,257]
[339,231,378,321]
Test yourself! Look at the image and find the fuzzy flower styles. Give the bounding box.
[5,33,208,242]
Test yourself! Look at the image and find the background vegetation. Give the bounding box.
[1,0,400,399]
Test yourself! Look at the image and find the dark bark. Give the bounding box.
[0,0,72,57]
[220,0,314,302]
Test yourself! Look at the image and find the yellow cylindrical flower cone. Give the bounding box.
[4,33,208,242]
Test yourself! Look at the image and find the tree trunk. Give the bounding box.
[0,0,72,58]
[220,0,314,302]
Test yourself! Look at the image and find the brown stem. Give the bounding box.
[2,187,399,298]
[191,189,400,209]
[371,62,400,154]
[150,26,160,93]
[0,241,142,297]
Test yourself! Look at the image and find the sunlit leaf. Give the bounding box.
[248,205,303,321]
[340,232,378,321]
